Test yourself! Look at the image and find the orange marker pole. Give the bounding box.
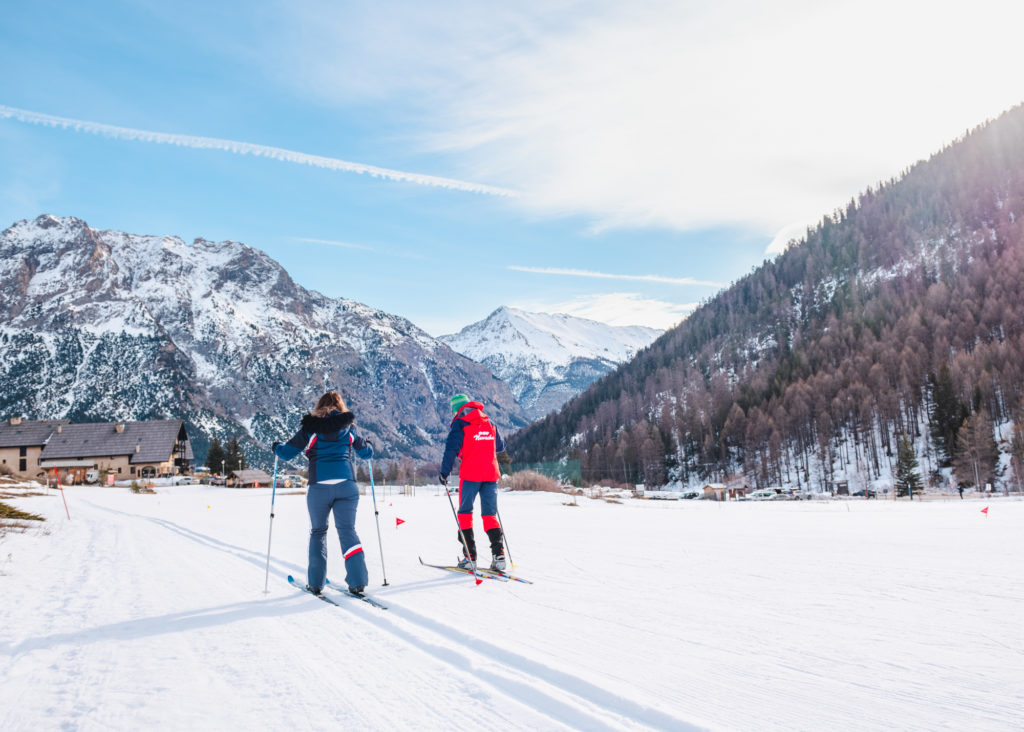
[53,468,71,520]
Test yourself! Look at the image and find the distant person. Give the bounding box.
[273,391,373,595]
[438,394,507,571]
[958,484,964,499]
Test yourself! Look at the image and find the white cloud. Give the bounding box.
[508,265,722,287]
[765,220,819,255]
[516,292,698,330]
[274,0,1024,236]
[0,103,516,197]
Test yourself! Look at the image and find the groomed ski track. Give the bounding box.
[0,487,704,731]
[3,484,1023,730]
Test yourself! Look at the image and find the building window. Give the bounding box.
[19,459,27,472]
[117,467,122,474]
[130,466,136,475]
[19,446,27,457]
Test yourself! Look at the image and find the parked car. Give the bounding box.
[852,488,877,499]
[173,476,195,485]
[748,488,777,501]
[680,489,703,500]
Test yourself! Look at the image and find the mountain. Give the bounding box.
[0,215,526,464]
[440,307,661,420]
[508,103,1024,492]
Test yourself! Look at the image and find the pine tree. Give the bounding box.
[929,363,966,466]
[224,435,246,473]
[894,434,923,499]
[1009,425,1024,494]
[205,436,225,474]
[954,412,999,490]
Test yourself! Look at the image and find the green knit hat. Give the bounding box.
[450,394,471,414]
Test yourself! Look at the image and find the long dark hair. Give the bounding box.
[311,391,347,417]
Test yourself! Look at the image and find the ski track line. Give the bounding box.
[275,596,562,731]
[2,499,146,728]
[283,586,622,732]
[50,499,700,729]
[4,498,374,729]
[333,596,704,732]
[83,500,307,581]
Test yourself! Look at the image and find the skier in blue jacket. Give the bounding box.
[273,391,373,595]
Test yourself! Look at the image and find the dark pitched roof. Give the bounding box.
[40,420,190,464]
[0,420,70,448]
[229,469,273,484]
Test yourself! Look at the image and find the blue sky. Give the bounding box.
[3,1,1023,335]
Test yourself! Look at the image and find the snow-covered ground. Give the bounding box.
[2,484,1022,731]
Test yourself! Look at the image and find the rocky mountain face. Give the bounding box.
[0,215,526,465]
[440,307,661,420]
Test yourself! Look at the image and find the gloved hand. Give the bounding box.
[271,441,281,451]
[438,474,448,486]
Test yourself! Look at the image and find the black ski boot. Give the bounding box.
[486,527,506,571]
[457,527,477,569]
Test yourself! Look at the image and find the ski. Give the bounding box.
[324,578,389,610]
[481,568,534,585]
[287,575,342,606]
[418,556,512,583]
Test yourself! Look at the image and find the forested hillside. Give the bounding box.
[508,103,1024,492]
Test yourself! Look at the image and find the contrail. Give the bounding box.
[0,103,517,197]
[508,265,722,287]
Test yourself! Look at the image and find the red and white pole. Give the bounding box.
[53,468,71,520]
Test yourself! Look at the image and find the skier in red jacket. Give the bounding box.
[439,394,507,570]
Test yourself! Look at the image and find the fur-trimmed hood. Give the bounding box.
[301,410,355,434]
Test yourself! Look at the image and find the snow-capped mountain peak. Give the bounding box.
[441,306,661,420]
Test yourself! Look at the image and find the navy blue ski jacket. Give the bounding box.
[273,410,373,484]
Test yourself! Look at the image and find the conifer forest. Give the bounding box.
[508,105,1024,493]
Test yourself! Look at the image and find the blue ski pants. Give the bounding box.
[306,480,368,591]
[457,480,499,525]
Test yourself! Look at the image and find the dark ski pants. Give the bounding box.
[306,480,368,591]
[457,480,502,559]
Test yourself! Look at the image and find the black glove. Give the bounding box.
[438,474,448,486]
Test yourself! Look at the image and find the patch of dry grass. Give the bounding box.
[0,501,45,521]
[507,470,563,492]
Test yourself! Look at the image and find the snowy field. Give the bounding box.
[2,483,1022,731]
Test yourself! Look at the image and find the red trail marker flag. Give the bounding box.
[981,506,989,515]
[396,517,406,527]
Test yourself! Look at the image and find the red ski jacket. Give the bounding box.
[440,402,503,481]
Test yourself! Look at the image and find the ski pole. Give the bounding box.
[445,479,482,585]
[496,505,514,568]
[367,458,389,586]
[262,455,279,594]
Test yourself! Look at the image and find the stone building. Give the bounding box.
[0,417,193,483]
